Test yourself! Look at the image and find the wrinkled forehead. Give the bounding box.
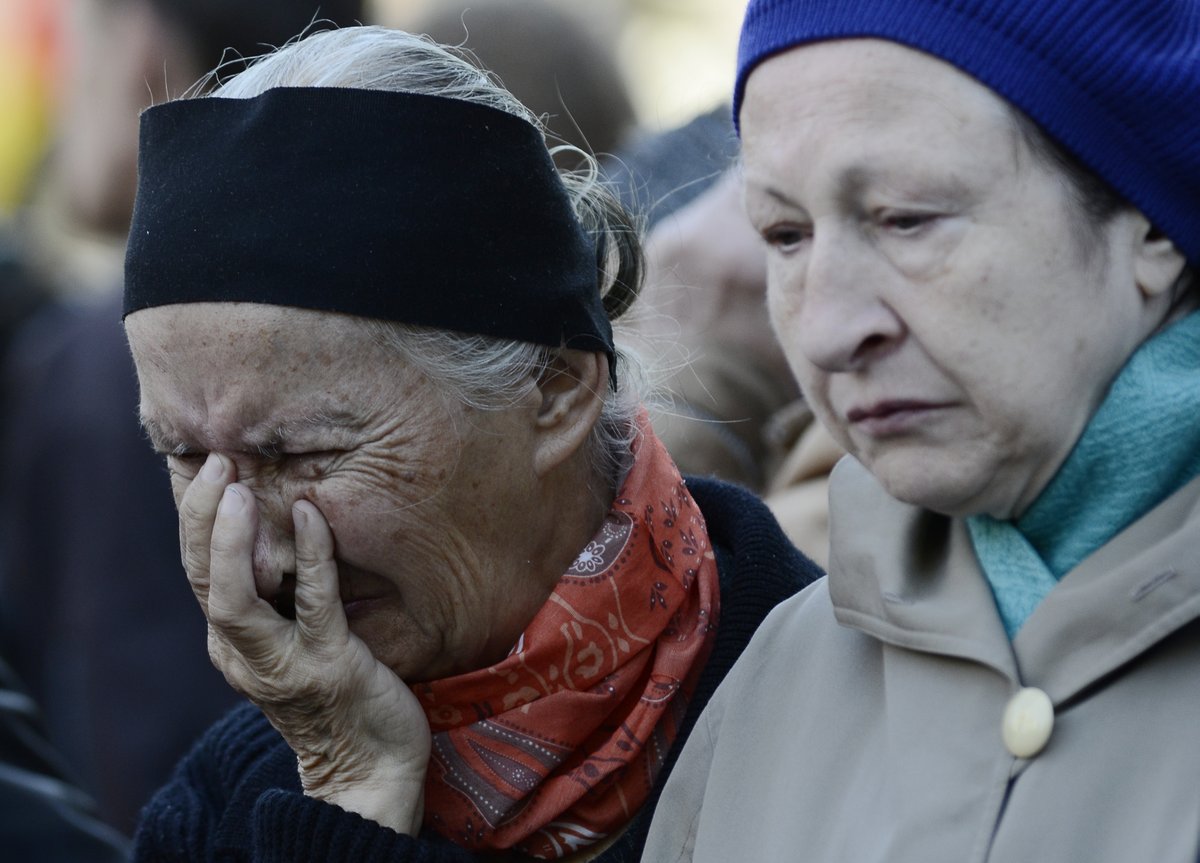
[124,302,394,414]
[740,39,1024,191]
[744,39,1013,133]
[126,302,367,356]
[125,303,412,452]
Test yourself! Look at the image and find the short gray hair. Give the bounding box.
[205,26,646,490]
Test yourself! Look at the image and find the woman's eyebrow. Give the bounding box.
[749,163,945,212]
[247,410,364,450]
[139,408,365,456]
[138,415,179,452]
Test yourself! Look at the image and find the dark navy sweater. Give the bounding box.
[134,476,822,862]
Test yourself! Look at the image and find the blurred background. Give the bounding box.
[0,0,745,217]
[0,0,60,215]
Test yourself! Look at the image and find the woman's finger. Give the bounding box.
[292,500,349,645]
[206,483,280,651]
[177,452,233,613]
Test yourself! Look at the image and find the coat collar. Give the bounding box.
[827,457,1200,700]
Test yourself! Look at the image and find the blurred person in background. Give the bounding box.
[413,0,636,168]
[20,0,364,297]
[411,1,825,544]
[123,25,814,862]
[603,102,738,235]
[629,167,841,567]
[0,648,129,861]
[0,0,58,215]
[0,0,58,391]
[610,108,840,565]
[0,0,366,835]
[644,0,1200,859]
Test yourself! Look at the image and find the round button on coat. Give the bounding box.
[1002,687,1054,758]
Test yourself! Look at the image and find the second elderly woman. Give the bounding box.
[643,0,1200,860]
[121,24,816,863]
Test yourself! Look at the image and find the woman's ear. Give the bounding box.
[1132,215,1188,301]
[532,350,609,478]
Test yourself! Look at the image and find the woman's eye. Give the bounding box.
[762,224,809,252]
[287,450,340,464]
[881,212,937,234]
[166,452,207,475]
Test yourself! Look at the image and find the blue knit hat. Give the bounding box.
[734,0,1200,266]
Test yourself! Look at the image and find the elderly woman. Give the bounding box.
[642,0,1200,861]
[121,25,816,863]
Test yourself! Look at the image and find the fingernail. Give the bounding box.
[218,485,245,515]
[200,453,223,482]
[292,501,309,529]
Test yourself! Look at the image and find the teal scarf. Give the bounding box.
[967,311,1200,638]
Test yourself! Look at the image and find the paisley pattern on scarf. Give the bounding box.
[416,420,720,858]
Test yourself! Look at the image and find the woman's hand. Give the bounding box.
[177,453,431,834]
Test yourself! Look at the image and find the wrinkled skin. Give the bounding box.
[182,456,429,830]
[126,303,609,832]
[740,39,1188,519]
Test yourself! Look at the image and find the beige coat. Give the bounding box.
[642,457,1200,862]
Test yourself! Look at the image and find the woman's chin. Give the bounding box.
[347,612,467,683]
[868,457,996,519]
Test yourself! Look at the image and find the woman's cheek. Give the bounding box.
[884,219,968,281]
[299,481,353,542]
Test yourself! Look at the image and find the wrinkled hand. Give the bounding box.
[178,453,430,834]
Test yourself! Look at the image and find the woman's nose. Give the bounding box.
[774,229,905,372]
[247,488,297,601]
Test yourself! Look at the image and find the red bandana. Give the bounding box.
[415,420,720,858]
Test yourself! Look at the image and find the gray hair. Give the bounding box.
[204,26,646,490]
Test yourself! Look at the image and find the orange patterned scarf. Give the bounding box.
[416,421,720,858]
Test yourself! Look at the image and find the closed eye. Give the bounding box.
[879,211,939,234]
[253,443,336,464]
[287,450,343,465]
[164,449,208,476]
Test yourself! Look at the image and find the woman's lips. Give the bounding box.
[846,400,953,436]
